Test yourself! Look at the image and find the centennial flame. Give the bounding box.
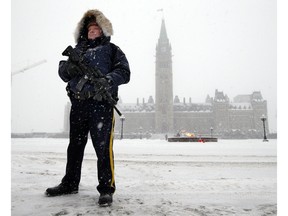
[184,132,195,137]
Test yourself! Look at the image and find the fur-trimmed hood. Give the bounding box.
[74,9,113,43]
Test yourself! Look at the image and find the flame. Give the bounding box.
[184,132,195,137]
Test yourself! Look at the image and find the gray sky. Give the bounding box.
[11,0,277,133]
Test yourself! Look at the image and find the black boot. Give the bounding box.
[98,193,113,206]
[45,183,78,197]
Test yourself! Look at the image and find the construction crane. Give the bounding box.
[12,59,47,76]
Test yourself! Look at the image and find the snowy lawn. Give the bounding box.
[11,138,277,216]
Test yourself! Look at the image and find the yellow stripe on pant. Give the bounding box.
[109,112,115,188]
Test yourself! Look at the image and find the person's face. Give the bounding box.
[88,24,102,40]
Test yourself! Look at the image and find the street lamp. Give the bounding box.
[120,115,125,140]
[260,115,268,142]
[139,126,143,139]
[210,127,213,138]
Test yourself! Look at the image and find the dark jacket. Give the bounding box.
[58,9,130,101]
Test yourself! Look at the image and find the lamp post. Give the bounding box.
[260,115,268,142]
[210,127,213,138]
[120,115,125,140]
[139,126,143,139]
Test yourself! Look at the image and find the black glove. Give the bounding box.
[93,77,113,101]
[66,61,83,77]
[98,77,113,90]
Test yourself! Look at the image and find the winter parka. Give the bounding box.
[58,9,130,101]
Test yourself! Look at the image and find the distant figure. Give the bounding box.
[45,9,130,206]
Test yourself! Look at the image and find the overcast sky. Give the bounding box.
[11,0,277,133]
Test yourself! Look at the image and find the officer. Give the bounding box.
[45,9,130,206]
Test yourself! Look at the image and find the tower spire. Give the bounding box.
[159,19,168,41]
[158,19,170,45]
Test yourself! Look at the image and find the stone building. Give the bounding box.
[115,89,268,138]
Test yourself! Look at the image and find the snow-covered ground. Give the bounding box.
[11,138,277,216]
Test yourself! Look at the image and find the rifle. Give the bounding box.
[62,45,122,116]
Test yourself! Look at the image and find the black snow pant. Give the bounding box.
[61,96,116,194]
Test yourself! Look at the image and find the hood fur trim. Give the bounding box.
[74,9,113,43]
